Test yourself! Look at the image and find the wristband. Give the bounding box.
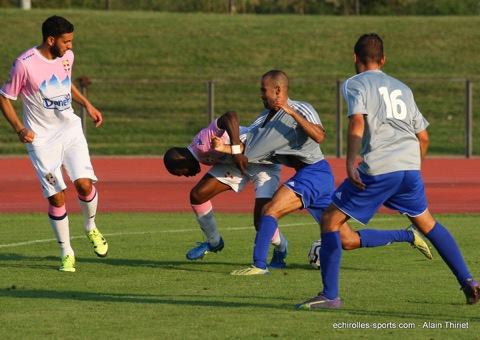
[231,144,242,155]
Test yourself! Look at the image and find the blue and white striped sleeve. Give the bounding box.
[294,102,321,125]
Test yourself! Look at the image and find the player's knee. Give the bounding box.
[320,211,339,232]
[261,202,272,215]
[190,188,207,205]
[48,192,65,207]
[74,178,92,196]
[341,238,357,251]
[262,205,282,219]
[320,212,331,227]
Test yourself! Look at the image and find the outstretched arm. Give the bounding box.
[72,83,103,127]
[217,111,248,173]
[0,95,34,143]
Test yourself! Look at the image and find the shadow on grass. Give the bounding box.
[0,288,479,322]
[0,288,295,310]
[0,253,376,274]
[0,253,263,273]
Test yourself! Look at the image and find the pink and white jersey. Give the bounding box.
[0,47,79,145]
[188,119,231,165]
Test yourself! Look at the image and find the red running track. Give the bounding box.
[0,157,479,214]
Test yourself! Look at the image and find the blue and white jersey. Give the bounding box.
[244,98,324,166]
[343,70,429,176]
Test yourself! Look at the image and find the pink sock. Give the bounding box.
[191,201,213,218]
[48,204,67,219]
[78,185,97,202]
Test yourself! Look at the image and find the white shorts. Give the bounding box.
[26,124,97,198]
[208,163,281,198]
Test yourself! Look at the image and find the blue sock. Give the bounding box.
[358,229,414,247]
[320,231,342,300]
[426,222,471,285]
[253,215,278,269]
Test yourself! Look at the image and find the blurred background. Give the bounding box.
[0,0,478,156]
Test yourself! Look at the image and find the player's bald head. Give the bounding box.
[354,33,384,65]
[262,70,289,90]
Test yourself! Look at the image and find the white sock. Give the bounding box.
[48,204,74,257]
[271,228,287,252]
[78,186,98,232]
[192,201,221,246]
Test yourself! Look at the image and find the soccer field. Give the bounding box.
[0,212,478,338]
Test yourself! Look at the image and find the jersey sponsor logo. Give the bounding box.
[43,93,72,111]
[287,181,295,187]
[39,75,72,111]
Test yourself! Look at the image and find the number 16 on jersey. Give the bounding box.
[379,87,407,120]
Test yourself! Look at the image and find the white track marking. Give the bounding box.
[0,217,397,249]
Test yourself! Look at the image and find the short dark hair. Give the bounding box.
[164,147,185,174]
[262,69,289,89]
[163,147,199,175]
[42,15,74,42]
[354,33,384,65]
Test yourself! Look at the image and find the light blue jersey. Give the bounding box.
[343,70,429,175]
[244,99,324,166]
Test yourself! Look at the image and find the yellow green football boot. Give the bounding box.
[59,255,76,272]
[86,228,108,257]
[408,225,433,260]
[230,265,269,276]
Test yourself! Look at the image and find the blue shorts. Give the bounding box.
[284,159,334,223]
[332,170,428,225]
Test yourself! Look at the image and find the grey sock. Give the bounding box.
[275,231,288,252]
[197,210,221,246]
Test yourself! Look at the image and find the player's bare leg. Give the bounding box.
[75,178,108,258]
[339,222,361,250]
[333,208,430,258]
[262,185,303,219]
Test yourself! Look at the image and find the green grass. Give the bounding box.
[0,10,479,155]
[0,212,479,338]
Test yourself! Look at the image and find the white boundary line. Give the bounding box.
[0,217,397,249]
